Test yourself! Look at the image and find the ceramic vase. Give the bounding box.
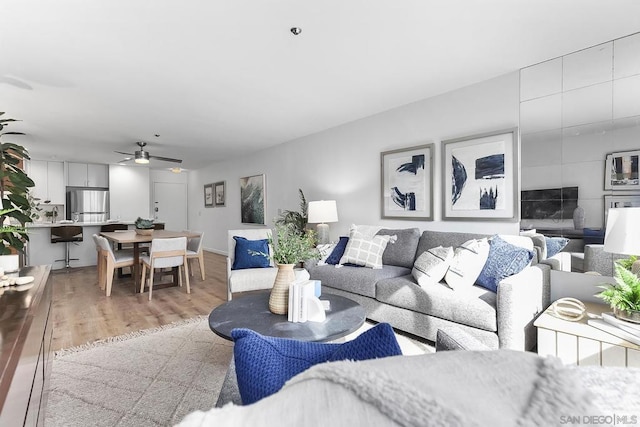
[270,263,295,315]
[573,206,585,230]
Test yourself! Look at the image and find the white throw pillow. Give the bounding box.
[339,235,395,269]
[316,243,336,266]
[412,246,454,288]
[444,238,490,291]
[348,224,383,240]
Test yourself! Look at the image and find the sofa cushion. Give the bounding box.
[375,228,421,268]
[412,246,454,288]
[325,237,349,265]
[444,239,490,291]
[339,235,394,269]
[231,323,402,404]
[307,264,411,298]
[545,236,569,257]
[376,275,498,332]
[476,235,534,293]
[232,236,270,270]
[416,231,489,260]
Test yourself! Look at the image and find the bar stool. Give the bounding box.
[51,226,83,268]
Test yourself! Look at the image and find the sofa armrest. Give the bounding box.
[539,252,571,272]
[303,258,319,269]
[583,244,627,276]
[435,327,491,352]
[496,263,550,350]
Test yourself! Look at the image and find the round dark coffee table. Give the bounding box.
[209,291,366,342]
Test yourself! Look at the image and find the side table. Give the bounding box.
[534,301,640,367]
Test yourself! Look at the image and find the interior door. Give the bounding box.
[153,182,187,231]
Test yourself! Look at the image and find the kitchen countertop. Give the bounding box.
[27,220,136,229]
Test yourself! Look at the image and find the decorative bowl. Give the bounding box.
[135,228,154,236]
[613,307,640,324]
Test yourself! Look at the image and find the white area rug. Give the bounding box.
[46,318,431,426]
[46,317,233,427]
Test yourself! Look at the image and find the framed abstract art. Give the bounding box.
[214,181,226,207]
[240,174,266,225]
[604,150,640,190]
[204,183,214,207]
[380,143,434,220]
[442,128,519,221]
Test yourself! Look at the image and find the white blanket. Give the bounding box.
[178,350,640,427]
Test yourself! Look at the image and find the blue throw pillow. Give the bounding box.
[231,323,402,405]
[325,236,349,265]
[545,236,569,257]
[232,236,270,270]
[476,235,534,293]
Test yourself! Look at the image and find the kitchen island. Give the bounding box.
[26,221,138,270]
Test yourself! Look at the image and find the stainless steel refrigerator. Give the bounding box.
[66,188,109,222]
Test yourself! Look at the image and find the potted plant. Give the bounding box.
[134,217,155,235]
[598,261,640,324]
[0,113,36,265]
[275,189,309,236]
[253,222,319,314]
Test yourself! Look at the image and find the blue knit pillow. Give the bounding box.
[325,236,349,265]
[476,235,534,293]
[232,236,270,270]
[545,236,569,258]
[231,323,402,404]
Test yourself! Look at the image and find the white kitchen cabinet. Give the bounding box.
[28,160,65,204]
[67,162,109,188]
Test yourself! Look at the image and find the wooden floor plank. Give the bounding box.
[51,250,228,351]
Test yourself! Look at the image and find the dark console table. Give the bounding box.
[0,265,53,426]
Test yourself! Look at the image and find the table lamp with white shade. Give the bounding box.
[307,200,338,245]
[603,207,640,275]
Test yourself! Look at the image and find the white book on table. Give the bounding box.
[588,319,640,346]
[292,282,300,322]
[601,312,640,338]
[288,283,294,322]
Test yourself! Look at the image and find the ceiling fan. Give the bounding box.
[115,141,182,164]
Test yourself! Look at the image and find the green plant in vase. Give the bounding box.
[134,217,155,235]
[0,113,35,255]
[275,188,309,237]
[251,222,320,315]
[598,261,640,323]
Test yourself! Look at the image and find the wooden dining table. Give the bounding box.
[99,229,199,292]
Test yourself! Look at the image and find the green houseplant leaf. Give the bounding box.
[0,116,35,255]
[251,222,320,265]
[598,261,640,312]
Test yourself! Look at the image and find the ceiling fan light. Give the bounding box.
[135,150,150,164]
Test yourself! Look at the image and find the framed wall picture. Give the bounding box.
[442,128,519,221]
[380,143,434,220]
[604,150,640,190]
[604,194,640,224]
[214,181,226,207]
[240,174,266,225]
[204,183,214,207]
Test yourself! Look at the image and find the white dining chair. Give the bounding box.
[140,237,189,301]
[184,230,205,280]
[94,234,135,297]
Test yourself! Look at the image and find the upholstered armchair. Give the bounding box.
[227,229,277,301]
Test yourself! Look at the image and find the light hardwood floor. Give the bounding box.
[51,250,228,351]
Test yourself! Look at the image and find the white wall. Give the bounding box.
[109,165,150,221]
[189,71,521,254]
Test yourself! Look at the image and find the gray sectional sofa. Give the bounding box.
[306,228,551,351]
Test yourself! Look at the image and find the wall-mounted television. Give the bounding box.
[521,186,578,220]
